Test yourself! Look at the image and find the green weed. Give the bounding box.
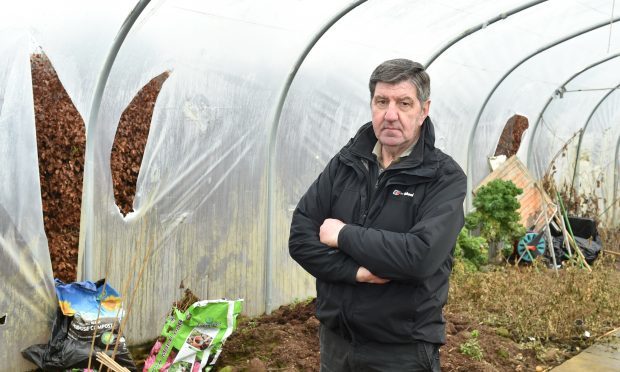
[460,329,484,361]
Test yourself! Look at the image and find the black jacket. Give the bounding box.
[289,118,466,345]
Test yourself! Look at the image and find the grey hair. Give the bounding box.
[369,59,430,104]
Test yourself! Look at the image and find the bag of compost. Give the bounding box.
[22,278,136,371]
[144,299,243,371]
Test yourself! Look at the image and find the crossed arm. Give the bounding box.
[288,157,390,285]
[289,157,466,284]
[319,218,389,284]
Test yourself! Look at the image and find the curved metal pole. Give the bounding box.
[425,0,548,68]
[465,16,620,210]
[81,0,152,280]
[526,53,620,171]
[614,133,620,223]
[264,0,367,313]
[569,82,620,197]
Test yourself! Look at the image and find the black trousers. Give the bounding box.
[319,325,441,372]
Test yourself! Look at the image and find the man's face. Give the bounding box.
[371,80,430,151]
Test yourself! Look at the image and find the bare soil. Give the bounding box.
[213,299,550,372]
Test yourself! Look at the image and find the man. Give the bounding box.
[289,59,467,371]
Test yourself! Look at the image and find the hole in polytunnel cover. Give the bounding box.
[31,51,171,282]
[494,114,529,159]
[31,53,85,283]
[111,71,170,216]
[0,314,6,326]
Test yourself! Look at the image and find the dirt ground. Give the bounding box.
[213,299,551,372]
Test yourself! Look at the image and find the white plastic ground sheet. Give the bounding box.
[1,1,619,368]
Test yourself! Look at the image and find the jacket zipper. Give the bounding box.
[364,170,388,226]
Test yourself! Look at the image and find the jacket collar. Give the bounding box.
[342,117,438,176]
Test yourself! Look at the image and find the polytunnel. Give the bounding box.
[1,0,619,369]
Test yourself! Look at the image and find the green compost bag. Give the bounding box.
[147,299,243,371]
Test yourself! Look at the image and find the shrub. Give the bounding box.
[454,228,488,271]
[466,179,526,263]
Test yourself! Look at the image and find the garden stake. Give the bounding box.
[596,326,620,340]
[111,220,157,361]
[554,194,573,257]
[537,184,559,275]
[99,218,144,371]
[553,214,588,270]
[88,234,118,371]
[557,192,591,271]
[566,233,592,272]
[96,351,130,372]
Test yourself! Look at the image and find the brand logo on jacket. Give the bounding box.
[392,189,414,197]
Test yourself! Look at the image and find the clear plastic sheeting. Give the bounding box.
[1,0,620,358]
[22,0,138,121]
[0,30,55,371]
[80,0,363,343]
[528,57,620,180]
[529,55,620,221]
[480,23,620,187]
[429,0,620,199]
[574,87,620,224]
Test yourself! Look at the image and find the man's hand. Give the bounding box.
[319,218,345,248]
[356,267,390,284]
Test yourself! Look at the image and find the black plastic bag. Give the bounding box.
[546,216,602,266]
[573,236,602,265]
[21,279,136,371]
[548,235,601,265]
[549,236,570,263]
